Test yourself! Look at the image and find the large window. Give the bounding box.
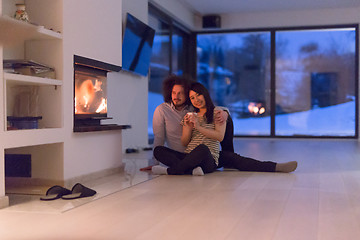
[148,5,192,142]
[275,28,357,136]
[197,25,358,138]
[197,32,271,135]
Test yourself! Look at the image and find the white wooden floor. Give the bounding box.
[1,138,360,240]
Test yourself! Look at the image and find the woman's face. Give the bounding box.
[189,90,206,109]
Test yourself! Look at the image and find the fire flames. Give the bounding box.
[75,79,107,114]
[96,98,107,113]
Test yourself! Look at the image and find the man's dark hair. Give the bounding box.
[189,82,215,124]
[162,75,191,105]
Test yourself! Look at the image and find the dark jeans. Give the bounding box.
[219,115,276,172]
[218,151,276,172]
[153,144,217,175]
[220,114,234,153]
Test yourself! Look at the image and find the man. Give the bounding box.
[141,75,297,173]
[141,75,229,170]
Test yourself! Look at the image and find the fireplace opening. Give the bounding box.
[75,65,108,121]
[73,55,121,129]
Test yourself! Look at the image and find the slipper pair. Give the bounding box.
[40,183,96,201]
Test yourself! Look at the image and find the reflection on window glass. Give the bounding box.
[172,32,184,75]
[148,13,170,139]
[148,14,170,93]
[197,32,271,136]
[275,28,356,136]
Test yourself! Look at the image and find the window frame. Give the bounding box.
[194,24,359,139]
[148,3,193,77]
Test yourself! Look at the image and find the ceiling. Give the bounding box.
[178,0,360,15]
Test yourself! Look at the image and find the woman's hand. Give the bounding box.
[184,112,199,128]
[183,113,194,128]
[189,114,200,129]
[181,112,197,146]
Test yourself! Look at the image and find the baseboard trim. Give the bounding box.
[6,177,63,188]
[5,164,125,196]
[0,195,9,209]
[64,164,125,189]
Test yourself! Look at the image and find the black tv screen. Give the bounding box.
[122,13,155,76]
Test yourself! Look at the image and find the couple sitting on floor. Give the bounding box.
[140,75,297,176]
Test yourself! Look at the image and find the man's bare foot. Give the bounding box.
[275,161,298,173]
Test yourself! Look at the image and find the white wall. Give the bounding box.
[59,0,194,180]
[62,0,124,180]
[151,0,196,29]
[111,0,150,152]
[193,7,360,30]
[221,7,360,29]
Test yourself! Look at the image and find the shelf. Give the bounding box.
[74,124,131,133]
[0,15,62,46]
[3,128,64,149]
[4,73,62,86]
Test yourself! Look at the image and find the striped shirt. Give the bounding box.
[181,110,220,165]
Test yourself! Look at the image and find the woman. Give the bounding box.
[152,82,226,175]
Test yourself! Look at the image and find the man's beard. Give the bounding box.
[172,100,186,108]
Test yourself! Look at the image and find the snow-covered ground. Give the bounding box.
[233,101,355,136]
[148,92,356,137]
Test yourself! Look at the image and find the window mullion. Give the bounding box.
[270,30,276,137]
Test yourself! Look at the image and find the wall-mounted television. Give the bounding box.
[122,13,155,77]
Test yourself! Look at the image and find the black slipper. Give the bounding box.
[40,185,72,201]
[61,183,96,200]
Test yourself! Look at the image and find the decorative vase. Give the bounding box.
[14,4,29,22]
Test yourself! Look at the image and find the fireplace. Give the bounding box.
[74,64,108,126]
[73,55,131,132]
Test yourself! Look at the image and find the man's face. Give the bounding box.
[171,85,186,107]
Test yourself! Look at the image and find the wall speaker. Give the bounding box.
[202,15,221,28]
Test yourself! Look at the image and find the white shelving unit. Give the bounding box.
[0,15,62,45]
[1,1,64,134]
[4,68,63,133]
[3,128,64,149]
[4,72,63,86]
[0,0,64,202]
